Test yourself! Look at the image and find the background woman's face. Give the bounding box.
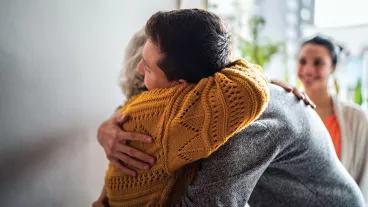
[297,44,335,91]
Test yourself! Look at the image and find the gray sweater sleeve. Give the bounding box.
[181,121,277,207]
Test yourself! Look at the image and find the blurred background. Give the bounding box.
[0,0,366,206]
[206,0,368,109]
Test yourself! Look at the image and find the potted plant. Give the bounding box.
[238,16,285,69]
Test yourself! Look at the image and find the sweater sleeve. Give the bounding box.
[163,59,269,173]
[118,59,269,174]
[355,110,368,205]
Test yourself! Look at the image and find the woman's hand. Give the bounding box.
[269,79,316,109]
[97,112,156,176]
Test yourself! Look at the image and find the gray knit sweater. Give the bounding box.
[181,85,365,207]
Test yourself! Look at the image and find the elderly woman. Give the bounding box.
[91,29,147,207]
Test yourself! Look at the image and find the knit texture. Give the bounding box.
[105,59,269,206]
[181,85,365,207]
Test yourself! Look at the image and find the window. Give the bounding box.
[314,0,368,28]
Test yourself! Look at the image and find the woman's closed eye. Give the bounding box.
[299,58,306,65]
[144,66,151,73]
[313,58,325,67]
[142,61,151,73]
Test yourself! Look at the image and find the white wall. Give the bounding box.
[0,0,176,206]
[255,0,288,79]
[316,25,368,56]
[256,0,286,42]
[314,0,368,28]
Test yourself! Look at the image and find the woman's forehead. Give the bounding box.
[300,44,330,57]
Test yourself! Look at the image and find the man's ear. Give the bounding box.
[177,79,188,84]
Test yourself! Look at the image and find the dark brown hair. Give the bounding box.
[302,36,338,66]
[145,9,231,83]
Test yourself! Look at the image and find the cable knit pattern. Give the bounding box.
[105,59,269,206]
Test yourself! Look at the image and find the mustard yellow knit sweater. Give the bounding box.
[105,59,269,206]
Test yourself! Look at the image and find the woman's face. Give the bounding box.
[297,44,335,91]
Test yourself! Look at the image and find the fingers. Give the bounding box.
[110,112,129,127]
[291,87,304,100]
[117,144,155,165]
[117,131,152,143]
[110,158,137,176]
[110,110,123,122]
[114,151,151,171]
[101,112,155,176]
[114,113,153,143]
[291,89,316,109]
[270,79,293,92]
[269,79,316,109]
[301,91,310,106]
[302,92,316,109]
[117,114,129,124]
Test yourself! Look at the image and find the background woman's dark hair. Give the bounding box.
[145,9,231,83]
[302,36,338,66]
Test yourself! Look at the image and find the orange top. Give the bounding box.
[322,114,341,159]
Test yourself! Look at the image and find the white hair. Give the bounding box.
[119,28,147,98]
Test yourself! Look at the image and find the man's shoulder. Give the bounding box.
[210,84,327,159]
[232,84,329,155]
[254,85,320,133]
[266,84,315,114]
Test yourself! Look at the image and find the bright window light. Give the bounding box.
[314,0,368,28]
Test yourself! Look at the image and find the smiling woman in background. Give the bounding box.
[297,36,368,203]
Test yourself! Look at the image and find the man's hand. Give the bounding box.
[97,112,155,176]
[269,79,316,109]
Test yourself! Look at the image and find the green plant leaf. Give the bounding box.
[237,16,285,69]
[354,79,363,105]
